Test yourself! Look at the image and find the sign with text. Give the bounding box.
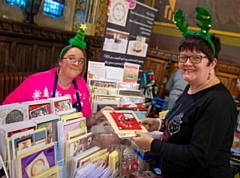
[100,0,157,83]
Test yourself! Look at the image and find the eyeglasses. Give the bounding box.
[63,56,85,65]
[177,54,208,64]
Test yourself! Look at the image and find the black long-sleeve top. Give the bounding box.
[151,83,237,178]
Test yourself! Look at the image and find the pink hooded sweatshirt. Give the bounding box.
[2,68,91,117]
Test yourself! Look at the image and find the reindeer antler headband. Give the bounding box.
[174,6,216,57]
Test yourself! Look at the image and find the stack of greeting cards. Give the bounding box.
[0,96,83,178]
[0,92,150,178]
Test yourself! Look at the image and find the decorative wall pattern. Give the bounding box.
[152,0,240,37]
[94,0,109,36]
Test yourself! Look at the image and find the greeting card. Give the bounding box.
[58,117,86,159]
[0,103,29,124]
[89,79,117,88]
[71,146,101,178]
[117,82,139,90]
[65,132,94,177]
[32,114,60,143]
[67,133,94,159]
[57,108,76,117]
[91,152,109,166]
[62,118,86,140]
[32,165,59,178]
[108,149,120,176]
[91,86,118,96]
[122,63,140,83]
[23,100,52,119]
[120,96,144,108]
[6,128,47,178]
[11,129,35,159]
[48,95,72,114]
[67,127,87,140]
[25,151,50,177]
[103,110,148,138]
[60,112,83,122]
[77,148,108,168]
[105,66,124,81]
[17,143,56,178]
[0,120,36,163]
[87,61,105,80]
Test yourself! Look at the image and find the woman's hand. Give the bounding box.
[141,118,161,132]
[95,106,114,120]
[87,107,115,127]
[132,131,154,150]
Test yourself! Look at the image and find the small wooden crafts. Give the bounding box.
[103,110,147,138]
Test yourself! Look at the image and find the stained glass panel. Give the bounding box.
[44,0,64,18]
[6,0,25,7]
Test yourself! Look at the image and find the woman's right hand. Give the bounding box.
[95,106,114,120]
[141,118,161,132]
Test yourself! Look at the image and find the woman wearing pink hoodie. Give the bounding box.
[3,26,112,127]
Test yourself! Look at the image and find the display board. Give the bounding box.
[100,0,157,83]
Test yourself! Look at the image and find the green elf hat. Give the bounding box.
[59,24,87,58]
[174,6,216,58]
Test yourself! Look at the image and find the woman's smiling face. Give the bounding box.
[58,47,86,79]
[178,49,216,85]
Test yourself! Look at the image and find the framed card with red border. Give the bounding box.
[103,110,147,138]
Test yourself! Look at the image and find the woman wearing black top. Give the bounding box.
[133,7,237,178]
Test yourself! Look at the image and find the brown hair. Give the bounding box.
[58,45,87,77]
[179,35,221,66]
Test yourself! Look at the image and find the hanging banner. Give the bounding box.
[99,0,158,83]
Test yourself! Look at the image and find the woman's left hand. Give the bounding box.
[132,131,154,150]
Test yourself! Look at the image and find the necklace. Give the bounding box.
[188,76,220,94]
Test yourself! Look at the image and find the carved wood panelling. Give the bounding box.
[147,48,178,61]
[36,46,52,71]
[15,44,33,72]
[0,42,11,72]
[1,20,72,42]
[217,71,239,97]
[218,63,240,75]
[91,47,101,62]
[0,18,104,74]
